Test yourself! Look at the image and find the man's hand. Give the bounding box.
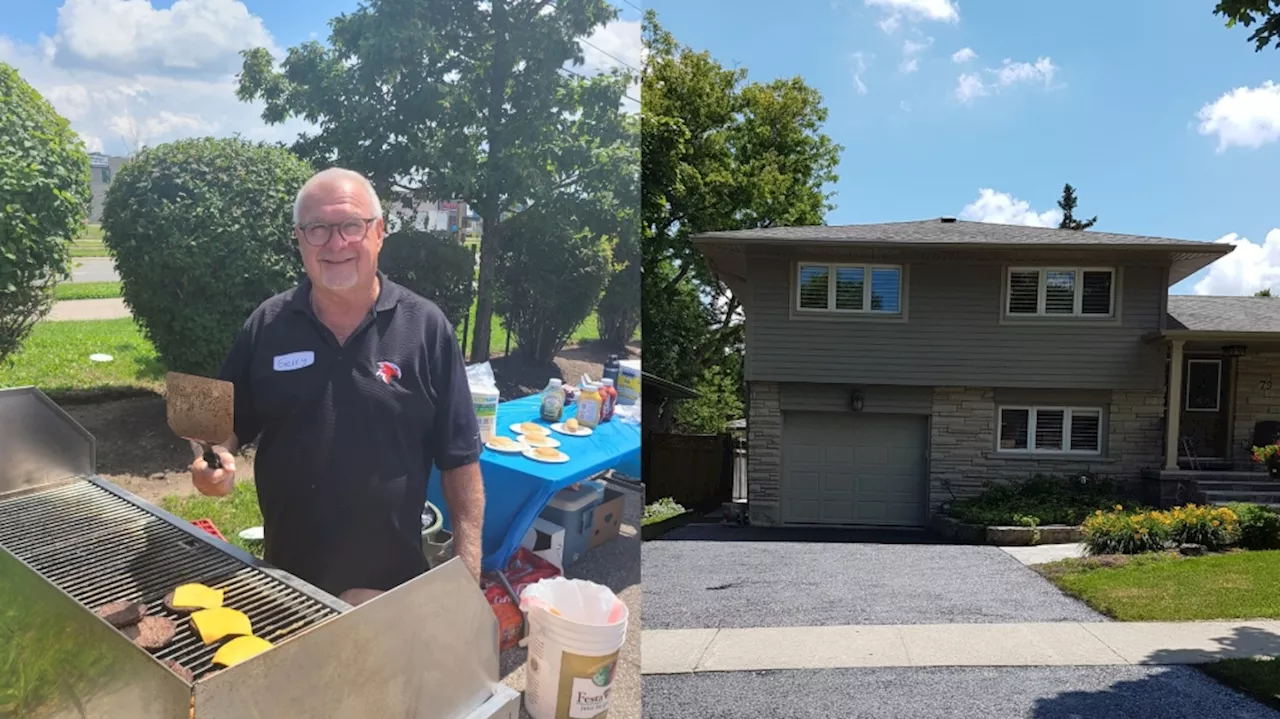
[190,442,236,497]
[441,462,484,582]
[339,588,384,606]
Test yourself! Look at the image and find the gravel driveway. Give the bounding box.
[642,665,1280,719]
[642,525,1103,629]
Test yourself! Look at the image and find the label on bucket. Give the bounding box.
[558,650,618,719]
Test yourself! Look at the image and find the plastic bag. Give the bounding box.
[520,576,627,626]
[613,404,641,425]
[466,361,498,391]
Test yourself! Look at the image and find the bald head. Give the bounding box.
[293,168,381,225]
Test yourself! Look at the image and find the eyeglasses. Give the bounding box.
[296,217,378,247]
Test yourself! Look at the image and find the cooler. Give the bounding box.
[538,480,605,568]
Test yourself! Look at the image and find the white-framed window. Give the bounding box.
[997,406,1103,454]
[1006,267,1115,317]
[796,262,902,314]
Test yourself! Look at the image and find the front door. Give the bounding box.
[1180,357,1230,460]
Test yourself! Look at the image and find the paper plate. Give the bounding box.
[238,526,264,542]
[522,448,570,464]
[510,422,552,436]
[88,353,114,363]
[520,434,561,449]
[551,422,593,438]
[485,437,529,454]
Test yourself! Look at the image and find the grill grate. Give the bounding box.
[0,480,340,681]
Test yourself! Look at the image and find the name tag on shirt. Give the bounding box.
[273,351,315,372]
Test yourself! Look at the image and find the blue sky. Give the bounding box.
[647,0,1280,296]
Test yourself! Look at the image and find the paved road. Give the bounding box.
[643,665,1280,719]
[641,525,1104,629]
[70,257,119,283]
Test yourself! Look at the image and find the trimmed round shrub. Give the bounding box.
[379,230,474,329]
[1167,504,1240,550]
[1226,503,1280,550]
[493,204,612,363]
[101,138,312,376]
[1082,507,1171,555]
[0,62,92,365]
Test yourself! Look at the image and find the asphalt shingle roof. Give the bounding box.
[1167,295,1280,333]
[694,219,1229,251]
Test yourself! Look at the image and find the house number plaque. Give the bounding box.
[1262,379,1275,391]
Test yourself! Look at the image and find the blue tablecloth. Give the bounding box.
[427,394,641,572]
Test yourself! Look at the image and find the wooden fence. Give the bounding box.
[643,432,734,510]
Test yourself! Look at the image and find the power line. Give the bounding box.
[616,0,642,12]
[559,66,640,106]
[579,37,638,72]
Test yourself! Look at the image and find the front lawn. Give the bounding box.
[0,319,163,399]
[162,481,264,558]
[1037,550,1280,621]
[54,281,121,301]
[1202,659,1280,713]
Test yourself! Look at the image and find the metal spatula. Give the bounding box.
[165,371,234,470]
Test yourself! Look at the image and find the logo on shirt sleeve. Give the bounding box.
[273,351,315,372]
[375,361,402,384]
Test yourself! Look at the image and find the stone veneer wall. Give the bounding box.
[746,381,782,525]
[929,387,1165,511]
[1233,353,1280,467]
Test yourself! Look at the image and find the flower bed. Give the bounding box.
[1082,504,1245,555]
[938,474,1128,544]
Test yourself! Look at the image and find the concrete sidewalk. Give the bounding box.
[642,621,1280,674]
[47,298,130,321]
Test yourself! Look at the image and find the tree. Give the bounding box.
[1057,183,1097,231]
[0,63,92,366]
[642,11,841,390]
[236,0,634,362]
[1257,288,1274,297]
[1214,0,1280,51]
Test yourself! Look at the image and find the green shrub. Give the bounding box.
[379,230,474,328]
[944,474,1126,527]
[101,138,312,376]
[493,203,612,363]
[0,62,92,365]
[1228,503,1280,550]
[1167,504,1240,550]
[1082,506,1171,555]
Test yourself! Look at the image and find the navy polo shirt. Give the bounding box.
[217,271,481,597]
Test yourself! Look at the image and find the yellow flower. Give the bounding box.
[1115,505,1124,511]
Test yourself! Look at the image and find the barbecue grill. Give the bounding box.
[0,386,520,719]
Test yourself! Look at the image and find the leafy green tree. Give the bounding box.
[379,230,475,327]
[0,63,92,365]
[1215,0,1280,51]
[236,0,634,362]
[1257,288,1274,297]
[101,138,312,377]
[642,11,841,393]
[675,363,745,434]
[1057,183,1097,231]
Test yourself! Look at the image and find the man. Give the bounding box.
[189,167,485,607]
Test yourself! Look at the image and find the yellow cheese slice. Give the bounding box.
[172,583,224,610]
[190,608,252,645]
[211,635,273,667]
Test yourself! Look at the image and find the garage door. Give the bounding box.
[782,412,928,527]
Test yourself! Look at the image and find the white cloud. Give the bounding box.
[1192,230,1280,295]
[900,100,912,112]
[1195,81,1280,152]
[959,188,1062,228]
[899,58,919,74]
[0,0,308,156]
[852,51,869,95]
[50,0,278,78]
[903,37,933,55]
[866,0,959,30]
[577,19,641,112]
[952,47,976,63]
[954,57,1058,104]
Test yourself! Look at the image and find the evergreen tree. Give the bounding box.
[1057,183,1097,231]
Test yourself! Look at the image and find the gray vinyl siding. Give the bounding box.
[781,384,933,414]
[746,255,1166,390]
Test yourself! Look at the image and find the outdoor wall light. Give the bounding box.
[851,391,864,412]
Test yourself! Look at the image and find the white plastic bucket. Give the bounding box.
[472,387,499,444]
[521,578,628,719]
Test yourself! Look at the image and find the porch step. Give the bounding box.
[1195,480,1280,493]
[1201,490,1280,506]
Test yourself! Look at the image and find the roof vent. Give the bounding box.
[940,216,957,223]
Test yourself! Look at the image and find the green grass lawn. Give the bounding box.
[1202,659,1280,712]
[162,481,264,558]
[1037,551,1280,621]
[0,318,162,398]
[70,224,108,257]
[53,281,121,301]
[643,498,687,527]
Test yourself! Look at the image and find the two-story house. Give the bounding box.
[694,218,1280,528]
